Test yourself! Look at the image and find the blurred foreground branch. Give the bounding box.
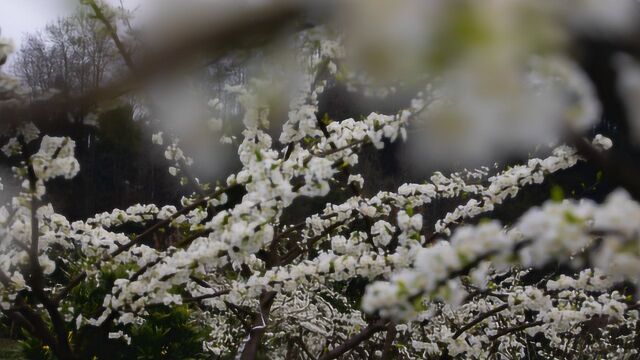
[0,0,324,128]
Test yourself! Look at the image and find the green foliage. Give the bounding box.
[65,304,208,360]
[0,339,26,360]
[18,337,54,360]
[16,263,209,360]
[123,305,208,360]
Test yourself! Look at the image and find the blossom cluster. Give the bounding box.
[362,188,640,322]
[2,2,640,358]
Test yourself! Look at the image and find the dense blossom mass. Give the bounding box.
[2,0,640,359]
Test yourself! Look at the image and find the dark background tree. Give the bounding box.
[13,8,119,97]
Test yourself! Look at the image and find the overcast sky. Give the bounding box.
[0,0,142,51]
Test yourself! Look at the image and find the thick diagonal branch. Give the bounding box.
[239,291,277,360]
[318,319,388,360]
[452,303,508,339]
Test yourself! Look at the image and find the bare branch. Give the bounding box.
[318,319,388,360]
[239,291,277,360]
[53,271,87,305]
[380,322,397,360]
[452,303,508,339]
[489,320,544,341]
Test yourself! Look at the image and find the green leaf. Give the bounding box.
[550,185,564,202]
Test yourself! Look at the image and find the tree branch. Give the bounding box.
[380,322,397,359]
[489,320,544,341]
[318,319,387,360]
[183,290,231,303]
[452,303,508,339]
[24,158,75,359]
[86,0,136,70]
[106,184,236,259]
[53,271,87,305]
[239,291,277,360]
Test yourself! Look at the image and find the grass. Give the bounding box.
[0,338,24,360]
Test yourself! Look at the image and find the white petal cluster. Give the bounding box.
[31,136,80,181]
[363,188,640,326]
